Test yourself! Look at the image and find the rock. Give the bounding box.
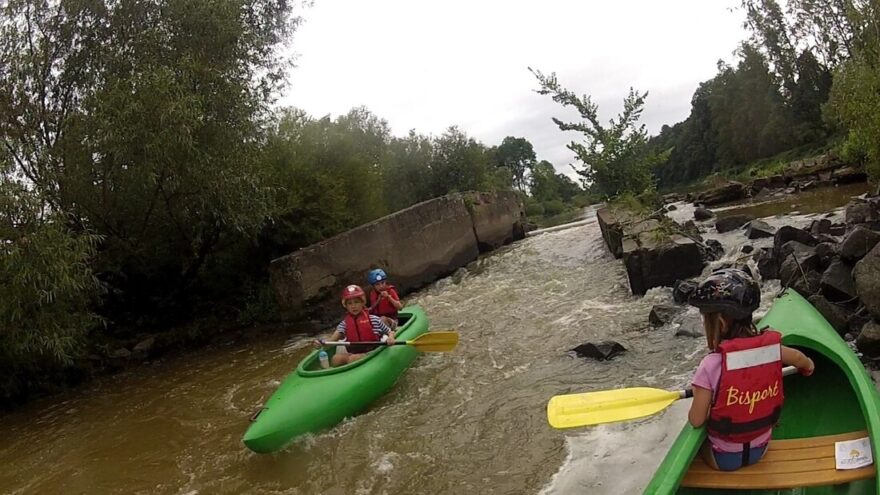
[809,218,832,236]
[673,279,698,304]
[702,239,725,262]
[833,166,868,185]
[746,220,775,239]
[814,242,837,262]
[754,247,779,280]
[821,259,858,302]
[675,316,704,338]
[694,207,715,221]
[829,223,847,236]
[108,348,131,359]
[649,305,682,326]
[840,226,880,262]
[845,200,880,225]
[849,312,872,335]
[597,207,625,259]
[132,336,156,359]
[571,341,627,361]
[716,214,754,233]
[696,181,746,206]
[666,204,677,211]
[791,270,822,297]
[854,243,880,319]
[808,295,854,335]
[741,245,754,254]
[779,241,820,269]
[774,226,818,260]
[856,321,880,358]
[622,235,704,295]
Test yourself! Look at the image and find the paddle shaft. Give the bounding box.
[680,365,798,398]
[322,340,411,346]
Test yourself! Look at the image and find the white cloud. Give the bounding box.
[280,0,748,180]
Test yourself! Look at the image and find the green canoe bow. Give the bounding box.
[243,305,429,453]
[644,289,880,494]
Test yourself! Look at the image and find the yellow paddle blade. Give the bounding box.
[547,387,681,429]
[406,331,459,352]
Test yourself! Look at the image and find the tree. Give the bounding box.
[495,137,536,193]
[531,69,656,197]
[427,127,496,196]
[0,178,102,396]
[0,0,299,323]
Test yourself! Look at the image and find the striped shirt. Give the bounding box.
[336,314,391,339]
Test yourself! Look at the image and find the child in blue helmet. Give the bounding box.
[367,268,403,329]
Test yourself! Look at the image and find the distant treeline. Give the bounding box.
[534,1,880,199]
[648,1,880,189]
[0,1,585,399]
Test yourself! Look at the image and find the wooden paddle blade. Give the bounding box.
[547,387,681,429]
[407,331,459,352]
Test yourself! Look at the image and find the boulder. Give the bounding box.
[809,218,832,236]
[840,226,880,262]
[808,294,854,335]
[774,226,818,260]
[132,336,157,360]
[571,341,627,361]
[716,214,754,233]
[694,207,715,221]
[697,181,746,206]
[856,320,880,358]
[675,315,704,338]
[845,200,880,225]
[746,220,775,239]
[832,166,868,185]
[467,191,527,251]
[622,235,705,295]
[829,223,847,236]
[673,279,698,304]
[702,239,725,262]
[791,270,822,298]
[754,247,779,280]
[854,243,880,320]
[649,305,682,326]
[741,245,754,254]
[820,260,858,302]
[597,207,625,258]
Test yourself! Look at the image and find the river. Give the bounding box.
[0,184,872,494]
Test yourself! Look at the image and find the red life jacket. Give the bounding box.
[343,310,379,343]
[708,330,784,444]
[369,286,399,319]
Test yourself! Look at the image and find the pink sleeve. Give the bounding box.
[692,353,722,392]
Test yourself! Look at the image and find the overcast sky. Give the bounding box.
[279,0,749,179]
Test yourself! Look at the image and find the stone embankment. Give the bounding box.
[270,191,526,322]
[682,153,867,206]
[596,207,706,295]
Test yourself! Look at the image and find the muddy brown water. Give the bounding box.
[0,185,872,494]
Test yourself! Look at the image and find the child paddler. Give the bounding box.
[313,285,395,366]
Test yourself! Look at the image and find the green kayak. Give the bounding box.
[644,289,880,494]
[243,305,429,453]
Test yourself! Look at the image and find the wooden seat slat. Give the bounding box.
[681,431,875,489]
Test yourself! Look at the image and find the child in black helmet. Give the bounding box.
[687,268,814,471]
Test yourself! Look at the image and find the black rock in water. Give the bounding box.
[571,341,627,361]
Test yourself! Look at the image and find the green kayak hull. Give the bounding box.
[644,289,880,494]
[243,305,429,453]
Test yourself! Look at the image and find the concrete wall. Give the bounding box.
[270,191,525,321]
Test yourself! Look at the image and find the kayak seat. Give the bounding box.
[681,430,876,489]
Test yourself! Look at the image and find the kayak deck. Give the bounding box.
[682,430,875,490]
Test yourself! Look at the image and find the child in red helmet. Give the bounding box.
[313,284,396,366]
[687,268,814,471]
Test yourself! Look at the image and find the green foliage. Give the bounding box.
[494,137,537,193]
[0,181,102,394]
[531,69,655,197]
[541,199,566,216]
[827,53,880,180]
[0,0,298,325]
[524,198,545,216]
